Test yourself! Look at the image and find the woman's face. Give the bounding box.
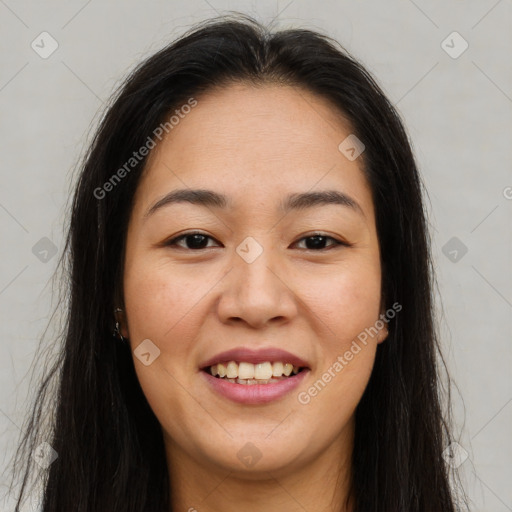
[121,83,386,480]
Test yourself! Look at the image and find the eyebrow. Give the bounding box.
[143,188,365,220]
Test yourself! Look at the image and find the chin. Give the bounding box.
[195,434,307,476]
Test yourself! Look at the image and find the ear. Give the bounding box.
[377,301,389,344]
[113,284,130,339]
[377,319,389,344]
[114,307,130,339]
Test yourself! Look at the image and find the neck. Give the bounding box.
[165,419,355,512]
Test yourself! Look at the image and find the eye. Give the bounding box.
[165,232,219,250]
[164,231,349,251]
[293,233,348,251]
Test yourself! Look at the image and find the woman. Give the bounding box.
[9,13,468,511]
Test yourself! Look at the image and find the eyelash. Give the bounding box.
[164,231,350,251]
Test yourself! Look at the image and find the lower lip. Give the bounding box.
[201,369,309,404]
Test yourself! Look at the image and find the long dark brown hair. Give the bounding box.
[7,13,469,511]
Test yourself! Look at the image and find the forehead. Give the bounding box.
[134,83,374,221]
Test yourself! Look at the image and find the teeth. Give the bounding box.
[236,378,278,385]
[272,362,284,377]
[238,362,254,379]
[283,363,293,376]
[226,361,238,379]
[254,362,273,380]
[209,361,302,381]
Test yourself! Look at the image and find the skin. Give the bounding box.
[118,82,388,512]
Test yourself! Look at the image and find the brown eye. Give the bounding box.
[294,234,345,251]
[164,232,349,252]
[166,232,219,250]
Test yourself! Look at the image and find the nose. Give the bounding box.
[216,242,299,329]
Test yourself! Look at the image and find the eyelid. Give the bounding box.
[164,231,218,249]
[294,232,350,250]
[164,231,351,250]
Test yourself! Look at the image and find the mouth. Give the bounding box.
[199,348,311,404]
[201,361,308,385]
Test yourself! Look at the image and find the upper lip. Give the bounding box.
[200,347,310,370]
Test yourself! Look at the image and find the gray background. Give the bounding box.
[1,1,511,510]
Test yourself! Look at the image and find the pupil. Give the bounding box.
[306,236,326,250]
[187,234,208,249]
[185,235,328,250]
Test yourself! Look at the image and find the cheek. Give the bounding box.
[297,343,375,454]
[123,261,210,441]
[294,266,380,442]
[123,258,207,343]
[298,257,382,340]
[294,254,381,406]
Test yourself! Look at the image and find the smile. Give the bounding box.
[208,360,305,385]
[199,347,311,404]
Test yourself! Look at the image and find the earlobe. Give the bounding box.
[377,306,389,344]
[113,284,129,338]
[114,307,130,340]
[377,325,389,344]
